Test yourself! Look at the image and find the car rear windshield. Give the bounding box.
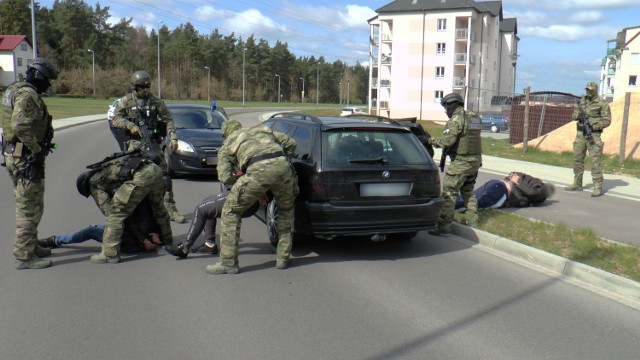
[322,129,428,166]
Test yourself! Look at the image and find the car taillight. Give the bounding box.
[309,174,329,201]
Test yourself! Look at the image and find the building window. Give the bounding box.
[630,53,639,65]
[630,75,637,87]
[435,91,444,103]
[437,19,446,31]
[436,67,445,78]
[20,44,27,51]
[437,43,446,55]
[17,58,22,66]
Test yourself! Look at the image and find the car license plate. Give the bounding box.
[206,157,217,166]
[360,183,411,197]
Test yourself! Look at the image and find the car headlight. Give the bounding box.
[176,139,195,153]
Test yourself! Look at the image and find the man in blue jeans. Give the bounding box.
[38,198,162,253]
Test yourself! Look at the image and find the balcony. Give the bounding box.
[381,54,392,65]
[454,53,467,64]
[380,79,391,87]
[371,78,378,88]
[379,101,389,109]
[381,34,393,42]
[608,68,616,75]
[453,77,465,88]
[606,48,616,57]
[455,28,469,40]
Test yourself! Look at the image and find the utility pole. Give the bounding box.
[88,49,95,96]
[157,20,163,99]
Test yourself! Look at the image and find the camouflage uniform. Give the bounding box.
[429,106,483,233]
[110,91,183,221]
[87,152,173,262]
[1,82,53,266]
[208,122,298,273]
[566,81,611,197]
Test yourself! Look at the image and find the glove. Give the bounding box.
[26,149,47,164]
[170,139,179,151]
[130,125,141,137]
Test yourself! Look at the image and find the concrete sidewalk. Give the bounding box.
[54,115,640,307]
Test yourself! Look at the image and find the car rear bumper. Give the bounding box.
[297,197,444,236]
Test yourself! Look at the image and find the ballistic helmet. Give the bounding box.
[585,81,598,91]
[222,120,242,138]
[28,57,59,81]
[440,92,464,107]
[76,170,94,198]
[131,71,152,87]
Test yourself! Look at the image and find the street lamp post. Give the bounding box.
[242,48,246,107]
[275,74,281,104]
[300,77,305,103]
[204,66,210,103]
[157,20,163,98]
[87,49,95,96]
[347,79,350,107]
[316,63,319,105]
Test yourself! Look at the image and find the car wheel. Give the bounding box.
[266,199,279,247]
[490,124,499,133]
[164,148,176,178]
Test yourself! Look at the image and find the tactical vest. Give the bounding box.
[1,82,45,142]
[121,93,165,137]
[88,151,151,187]
[455,110,482,156]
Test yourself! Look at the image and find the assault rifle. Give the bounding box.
[576,104,593,140]
[438,147,456,172]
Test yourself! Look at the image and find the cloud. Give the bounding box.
[193,6,230,21]
[568,11,606,24]
[222,9,289,39]
[338,5,377,29]
[505,0,638,10]
[521,24,618,42]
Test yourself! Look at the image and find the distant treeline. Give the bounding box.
[0,0,369,103]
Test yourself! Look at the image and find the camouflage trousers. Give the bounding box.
[93,163,173,256]
[572,132,604,185]
[438,156,481,231]
[149,141,179,214]
[219,157,299,267]
[4,154,45,261]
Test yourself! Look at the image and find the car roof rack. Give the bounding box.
[268,112,323,125]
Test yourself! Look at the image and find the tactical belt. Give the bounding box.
[244,152,284,170]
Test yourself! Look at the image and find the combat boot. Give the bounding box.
[205,261,240,275]
[170,211,186,223]
[15,256,52,270]
[37,236,58,249]
[565,176,583,191]
[275,259,289,270]
[428,226,450,236]
[591,183,604,197]
[90,252,121,264]
[465,212,479,228]
[34,245,51,257]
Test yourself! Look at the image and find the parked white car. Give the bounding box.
[340,107,367,117]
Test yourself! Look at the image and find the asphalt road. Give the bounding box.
[1,114,639,359]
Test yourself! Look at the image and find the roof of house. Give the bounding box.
[376,0,502,17]
[0,35,30,51]
[500,18,517,33]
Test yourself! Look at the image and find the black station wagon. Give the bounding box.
[255,113,444,245]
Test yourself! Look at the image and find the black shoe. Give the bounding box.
[37,236,58,249]
[194,242,218,255]
[168,243,189,259]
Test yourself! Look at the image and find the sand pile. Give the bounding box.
[514,93,640,159]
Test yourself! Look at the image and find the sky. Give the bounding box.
[38,0,640,95]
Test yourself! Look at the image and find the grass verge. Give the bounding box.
[457,210,640,282]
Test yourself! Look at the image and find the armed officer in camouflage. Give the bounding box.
[565,81,611,197]
[78,149,173,263]
[110,70,185,223]
[206,120,298,274]
[427,93,483,235]
[1,57,59,269]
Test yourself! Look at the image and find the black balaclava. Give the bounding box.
[445,102,462,119]
[25,68,51,94]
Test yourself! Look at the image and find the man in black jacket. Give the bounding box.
[38,198,162,253]
[455,172,555,211]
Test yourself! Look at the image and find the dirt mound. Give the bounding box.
[514,93,640,159]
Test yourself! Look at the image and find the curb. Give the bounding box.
[451,223,640,306]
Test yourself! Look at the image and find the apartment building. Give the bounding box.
[368,0,518,121]
[0,35,33,88]
[602,25,640,102]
